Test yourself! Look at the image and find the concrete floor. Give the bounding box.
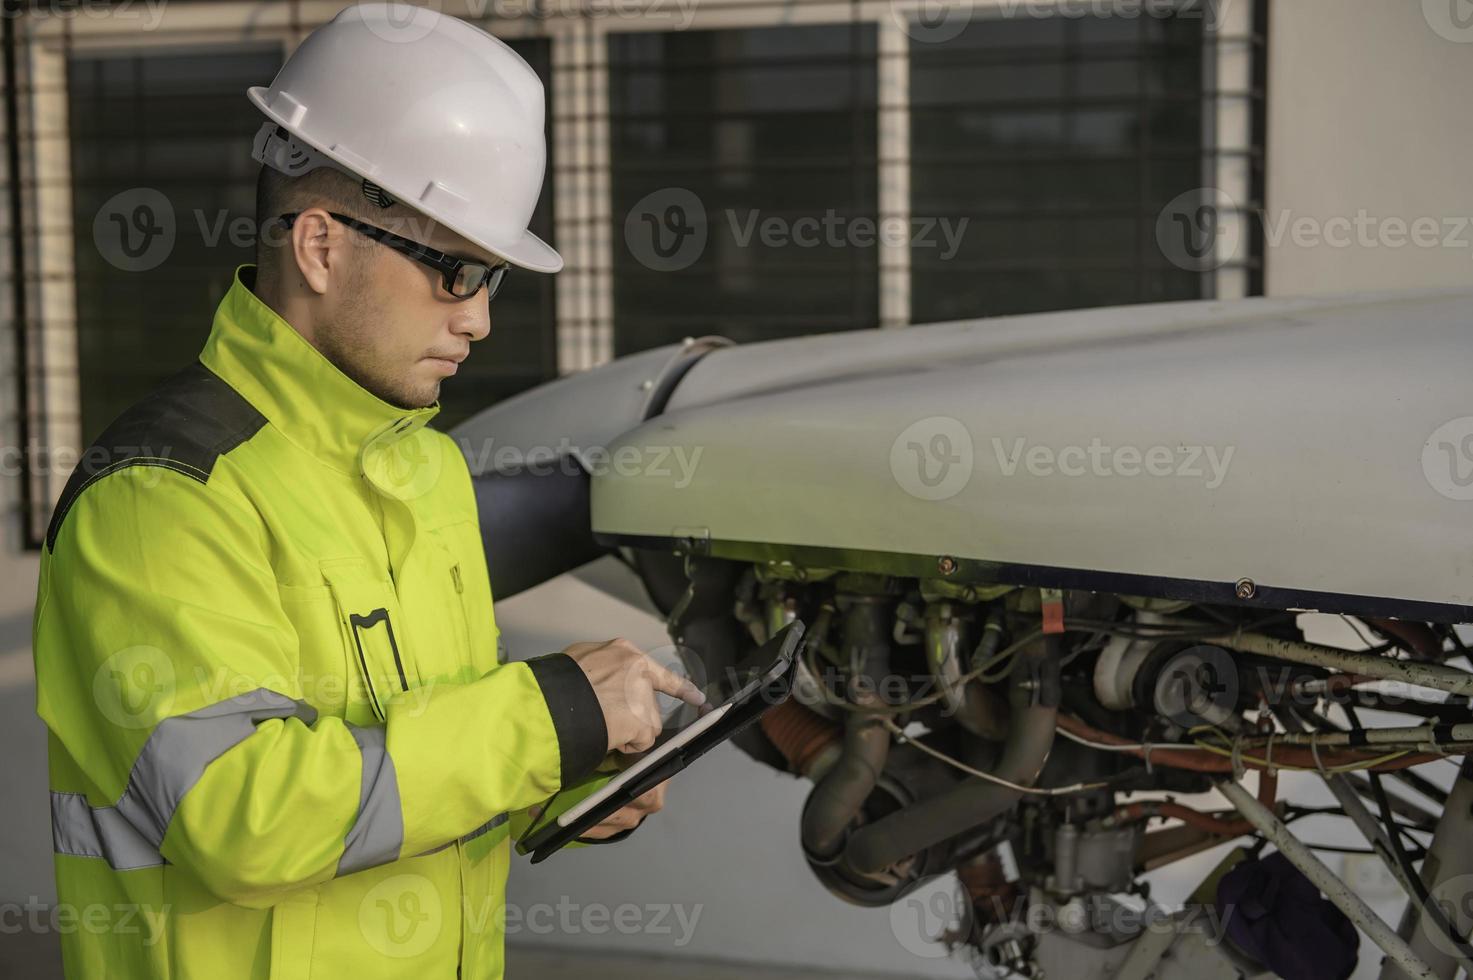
[0,931,58,980]
[0,932,913,980]
[506,946,938,978]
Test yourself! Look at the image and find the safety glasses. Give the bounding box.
[278,211,510,302]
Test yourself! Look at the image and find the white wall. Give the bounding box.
[1265,0,1473,296]
[0,38,48,913]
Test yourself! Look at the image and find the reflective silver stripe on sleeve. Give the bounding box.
[51,792,164,870]
[114,689,318,848]
[52,688,318,869]
[460,811,509,845]
[410,811,509,859]
[336,723,404,876]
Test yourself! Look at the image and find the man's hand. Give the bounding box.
[577,778,669,840]
[523,776,669,841]
[561,638,710,754]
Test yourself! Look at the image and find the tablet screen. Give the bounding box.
[553,624,802,829]
[554,699,735,827]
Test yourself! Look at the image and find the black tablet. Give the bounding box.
[514,620,807,863]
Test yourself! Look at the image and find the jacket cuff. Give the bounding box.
[525,652,608,787]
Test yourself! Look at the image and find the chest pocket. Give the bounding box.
[322,558,416,725]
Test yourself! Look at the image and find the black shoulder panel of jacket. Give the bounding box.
[45,361,267,553]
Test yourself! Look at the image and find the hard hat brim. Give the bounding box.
[248,86,565,275]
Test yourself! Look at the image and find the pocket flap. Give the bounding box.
[321,560,413,722]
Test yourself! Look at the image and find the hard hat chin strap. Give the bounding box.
[250,121,396,209]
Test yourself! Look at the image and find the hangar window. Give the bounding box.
[66,48,285,448]
[908,6,1263,322]
[607,24,880,357]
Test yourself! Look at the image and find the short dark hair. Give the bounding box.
[253,165,377,290]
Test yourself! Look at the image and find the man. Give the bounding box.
[32,5,705,977]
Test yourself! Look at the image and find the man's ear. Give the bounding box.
[289,207,343,296]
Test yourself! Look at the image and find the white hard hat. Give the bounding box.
[247,2,562,273]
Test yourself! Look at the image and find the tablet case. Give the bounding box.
[515,620,807,863]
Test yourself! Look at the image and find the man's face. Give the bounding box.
[312,207,499,411]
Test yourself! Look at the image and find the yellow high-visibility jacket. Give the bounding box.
[33,264,613,978]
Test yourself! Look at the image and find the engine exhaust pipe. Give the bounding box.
[926,604,1008,741]
[800,598,892,861]
[842,634,1062,876]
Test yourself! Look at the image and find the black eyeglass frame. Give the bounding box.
[277,211,510,302]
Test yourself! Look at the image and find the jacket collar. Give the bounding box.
[200,265,440,476]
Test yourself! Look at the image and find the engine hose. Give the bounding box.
[761,698,840,777]
[842,634,1063,876]
[927,605,1008,740]
[799,599,892,862]
[1056,713,1441,772]
[1113,771,1277,837]
[1364,617,1443,661]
